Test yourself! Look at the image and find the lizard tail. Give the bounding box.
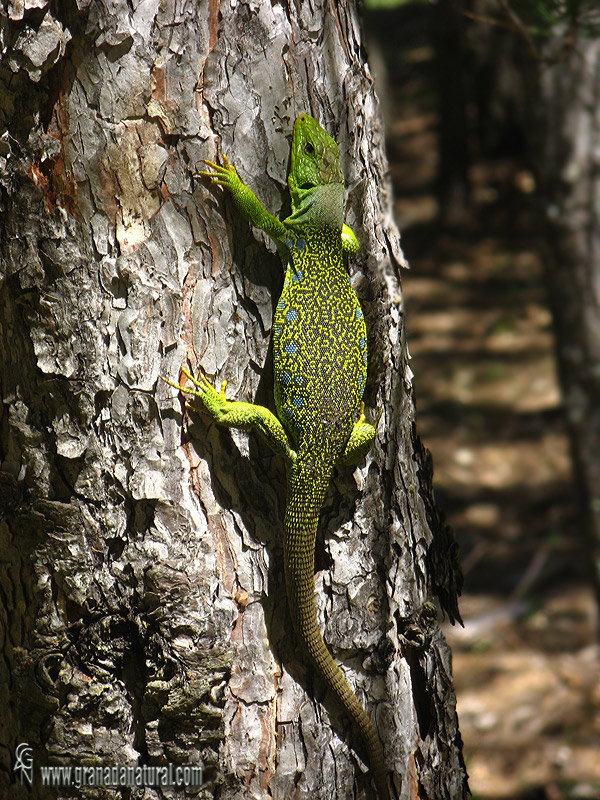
[283,469,390,800]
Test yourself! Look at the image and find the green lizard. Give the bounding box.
[165,114,390,799]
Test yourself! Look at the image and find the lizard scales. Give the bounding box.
[166,114,390,799]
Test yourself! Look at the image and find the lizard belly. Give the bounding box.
[272,247,367,455]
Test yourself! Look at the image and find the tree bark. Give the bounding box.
[0,1,467,798]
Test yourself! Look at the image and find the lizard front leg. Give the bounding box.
[163,368,295,462]
[199,156,287,242]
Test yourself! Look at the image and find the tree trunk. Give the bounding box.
[432,0,470,221]
[0,1,467,798]
[465,2,600,623]
[527,33,600,620]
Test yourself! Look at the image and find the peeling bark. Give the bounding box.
[0,1,467,798]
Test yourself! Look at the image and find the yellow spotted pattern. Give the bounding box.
[273,225,367,458]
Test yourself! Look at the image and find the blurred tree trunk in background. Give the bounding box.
[432,0,470,222]
[463,2,600,621]
[0,0,468,797]
[528,34,600,622]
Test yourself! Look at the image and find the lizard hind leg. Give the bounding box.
[337,402,378,466]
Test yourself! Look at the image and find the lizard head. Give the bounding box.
[288,114,344,206]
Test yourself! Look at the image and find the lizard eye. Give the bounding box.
[303,142,315,155]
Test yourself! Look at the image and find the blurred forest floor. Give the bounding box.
[364,5,600,799]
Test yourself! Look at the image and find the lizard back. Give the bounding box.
[272,205,367,466]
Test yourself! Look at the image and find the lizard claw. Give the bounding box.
[357,401,383,427]
[197,154,241,192]
[162,365,231,421]
[357,401,366,425]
